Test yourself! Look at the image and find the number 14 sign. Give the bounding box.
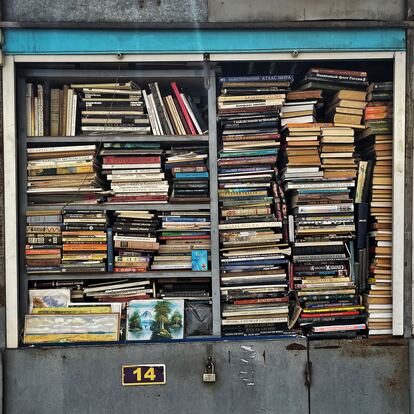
[122,364,167,386]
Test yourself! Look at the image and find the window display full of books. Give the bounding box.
[20,64,394,345]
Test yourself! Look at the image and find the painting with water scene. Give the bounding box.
[126,299,184,341]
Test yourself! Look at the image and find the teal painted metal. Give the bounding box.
[4,28,406,54]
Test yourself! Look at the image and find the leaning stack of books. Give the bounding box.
[143,82,208,136]
[319,127,358,180]
[61,210,108,273]
[25,210,62,274]
[112,211,159,273]
[297,67,368,95]
[151,212,210,271]
[27,145,105,205]
[326,90,367,127]
[360,81,393,335]
[101,144,168,204]
[73,81,151,135]
[165,146,210,203]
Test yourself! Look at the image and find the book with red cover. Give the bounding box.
[171,82,196,135]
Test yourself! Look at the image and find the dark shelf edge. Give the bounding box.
[26,134,209,143]
[27,271,212,281]
[26,203,211,211]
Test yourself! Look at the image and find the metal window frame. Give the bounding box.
[2,51,406,348]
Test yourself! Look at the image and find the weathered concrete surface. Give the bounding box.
[4,339,308,414]
[209,0,405,23]
[2,0,208,23]
[309,339,410,414]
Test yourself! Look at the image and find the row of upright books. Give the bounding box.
[26,143,209,205]
[25,209,210,275]
[26,81,207,136]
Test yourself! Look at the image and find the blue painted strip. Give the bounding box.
[4,28,406,54]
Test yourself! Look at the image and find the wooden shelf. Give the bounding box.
[26,203,210,211]
[26,134,209,144]
[27,271,212,281]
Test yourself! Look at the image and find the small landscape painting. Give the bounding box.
[126,299,184,341]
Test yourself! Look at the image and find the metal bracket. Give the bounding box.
[203,53,211,90]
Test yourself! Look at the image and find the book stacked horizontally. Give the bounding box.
[165,147,209,203]
[152,212,210,271]
[360,81,393,335]
[61,210,108,273]
[319,127,357,180]
[112,211,159,273]
[297,68,369,94]
[72,81,151,135]
[100,144,168,204]
[83,280,153,302]
[143,81,208,136]
[25,210,62,274]
[326,90,367,127]
[27,145,106,205]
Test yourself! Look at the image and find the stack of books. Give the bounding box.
[112,211,159,273]
[61,210,108,273]
[157,278,211,301]
[319,127,358,179]
[100,144,168,204]
[165,147,210,203]
[360,81,393,335]
[280,123,365,338]
[27,145,105,205]
[83,280,153,302]
[280,99,318,126]
[216,76,292,336]
[26,83,46,136]
[73,81,151,135]
[297,67,368,94]
[326,90,367,127]
[279,124,322,178]
[143,82,207,136]
[26,210,62,274]
[152,212,210,271]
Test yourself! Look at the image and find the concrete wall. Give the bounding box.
[1,0,407,23]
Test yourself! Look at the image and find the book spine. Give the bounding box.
[155,82,174,134]
[50,89,60,137]
[171,81,196,135]
[148,83,169,135]
[181,93,202,134]
[25,83,33,136]
[148,93,164,134]
[37,84,44,136]
[219,75,294,82]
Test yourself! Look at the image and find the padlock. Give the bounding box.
[202,356,216,383]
